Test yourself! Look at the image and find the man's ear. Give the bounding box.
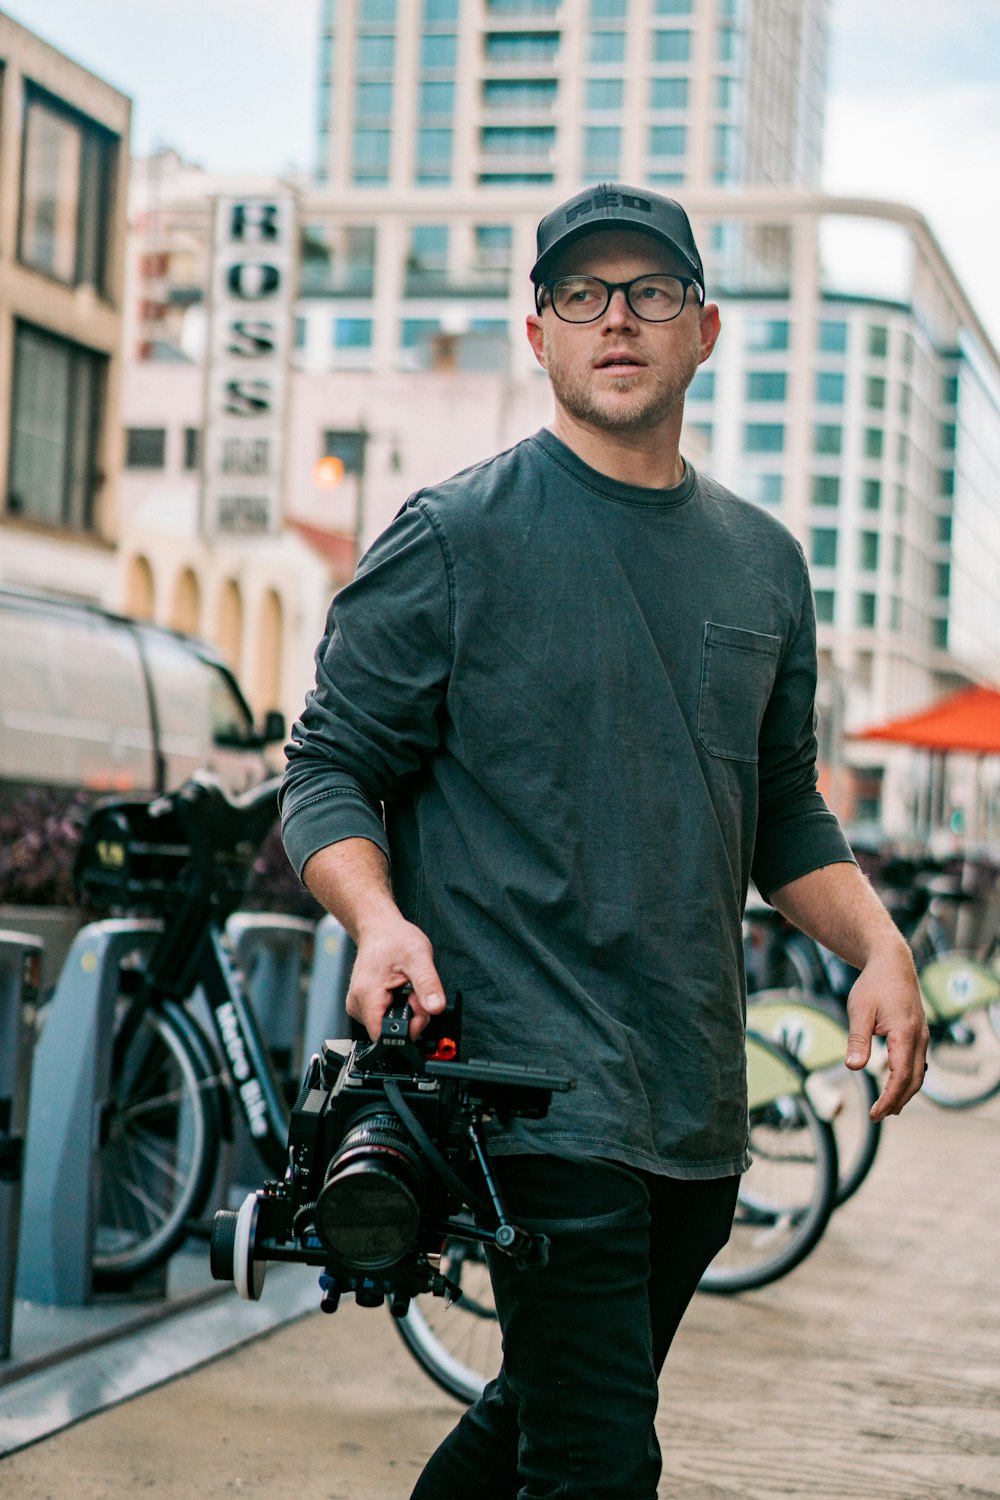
[526,312,546,369]
[698,302,721,365]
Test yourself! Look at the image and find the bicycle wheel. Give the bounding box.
[394,1236,501,1404]
[93,998,221,1283]
[747,991,880,1207]
[923,1005,1000,1108]
[699,1038,838,1295]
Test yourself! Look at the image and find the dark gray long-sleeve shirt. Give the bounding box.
[280,429,854,1178]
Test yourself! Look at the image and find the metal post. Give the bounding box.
[0,931,43,1358]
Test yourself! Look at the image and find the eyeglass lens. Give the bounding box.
[549,275,691,323]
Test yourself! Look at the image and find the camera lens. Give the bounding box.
[315,1110,426,1270]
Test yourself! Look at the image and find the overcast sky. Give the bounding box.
[10,0,1000,347]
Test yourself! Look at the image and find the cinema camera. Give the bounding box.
[210,989,574,1317]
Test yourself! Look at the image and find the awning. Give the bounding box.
[853,684,1000,755]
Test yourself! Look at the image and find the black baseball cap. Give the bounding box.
[531,182,704,292]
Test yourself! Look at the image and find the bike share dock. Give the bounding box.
[0,913,354,1456]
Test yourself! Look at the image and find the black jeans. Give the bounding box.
[410,1155,739,1500]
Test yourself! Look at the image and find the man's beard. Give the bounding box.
[545,343,701,434]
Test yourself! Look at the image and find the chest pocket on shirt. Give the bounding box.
[698,622,782,763]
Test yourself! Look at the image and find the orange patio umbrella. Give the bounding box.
[853,684,1000,755]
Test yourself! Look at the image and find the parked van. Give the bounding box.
[0,586,284,916]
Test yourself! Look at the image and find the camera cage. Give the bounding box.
[211,989,574,1317]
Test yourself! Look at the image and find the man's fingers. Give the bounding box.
[845,1030,872,1069]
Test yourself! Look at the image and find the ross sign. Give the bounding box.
[201,196,296,537]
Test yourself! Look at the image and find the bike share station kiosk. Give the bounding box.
[2,907,354,1423]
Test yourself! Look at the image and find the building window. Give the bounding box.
[813,590,835,623]
[588,31,626,63]
[7,322,106,531]
[811,475,840,507]
[484,32,560,64]
[356,34,395,72]
[481,126,555,157]
[815,371,845,404]
[649,125,686,157]
[484,78,558,111]
[352,128,391,182]
[125,427,167,469]
[744,423,785,453]
[655,0,693,11]
[356,81,394,121]
[587,78,624,110]
[649,77,688,109]
[360,0,395,20]
[590,0,627,15]
[653,30,691,62]
[425,0,459,18]
[940,421,957,451]
[864,427,884,459]
[935,562,950,597]
[688,368,715,401]
[858,531,879,570]
[856,593,877,628]
[810,528,838,568]
[420,80,455,118]
[745,318,789,351]
[183,427,201,471]
[409,224,449,269]
[741,473,783,507]
[421,33,457,69]
[867,324,889,358]
[333,317,374,348]
[861,478,882,511]
[932,617,948,650]
[865,376,887,410]
[814,424,843,455]
[584,126,622,175]
[19,87,118,296]
[474,224,513,266]
[746,371,787,401]
[416,128,453,180]
[818,320,847,353]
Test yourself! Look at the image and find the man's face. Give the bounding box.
[526,229,720,436]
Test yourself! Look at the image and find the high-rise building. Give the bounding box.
[315,0,827,196]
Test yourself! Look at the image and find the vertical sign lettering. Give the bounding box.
[200,196,295,537]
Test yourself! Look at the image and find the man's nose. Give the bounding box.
[604,287,638,326]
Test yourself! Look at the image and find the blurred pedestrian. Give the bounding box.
[280,181,928,1500]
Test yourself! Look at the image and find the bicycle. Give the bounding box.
[395,1027,840,1403]
[72,772,294,1286]
[749,862,1000,1110]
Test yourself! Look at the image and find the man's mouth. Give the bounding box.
[595,352,646,371]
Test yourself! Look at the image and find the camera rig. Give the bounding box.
[210,990,574,1318]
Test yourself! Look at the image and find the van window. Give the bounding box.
[139,630,257,790]
[0,607,154,790]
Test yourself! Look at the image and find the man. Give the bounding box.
[279,183,928,1499]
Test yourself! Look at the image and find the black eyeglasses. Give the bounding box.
[537,274,704,324]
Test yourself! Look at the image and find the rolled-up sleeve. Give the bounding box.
[279,500,453,878]
[751,558,855,899]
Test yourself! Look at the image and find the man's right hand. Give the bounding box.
[347,914,446,1040]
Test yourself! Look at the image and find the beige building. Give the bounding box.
[0,10,130,601]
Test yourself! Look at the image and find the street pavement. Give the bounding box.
[2,1090,998,1499]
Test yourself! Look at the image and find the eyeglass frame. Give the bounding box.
[535,272,705,323]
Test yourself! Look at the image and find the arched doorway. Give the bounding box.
[215,579,243,673]
[124,554,155,620]
[257,588,283,717]
[171,567,201,636]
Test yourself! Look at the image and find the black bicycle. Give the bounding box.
[73,772,294,1286]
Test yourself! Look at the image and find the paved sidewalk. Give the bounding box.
[2,1091,998,1499]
